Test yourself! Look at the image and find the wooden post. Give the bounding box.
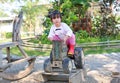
[12,11,23,42]
[6,47,11,63]
[17,45,28,58]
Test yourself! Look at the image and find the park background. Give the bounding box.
[0,0,120,56]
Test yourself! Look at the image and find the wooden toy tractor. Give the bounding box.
[42,40,86,83]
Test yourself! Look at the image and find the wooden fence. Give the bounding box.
[76,40,120,48]
[22,40,120,51]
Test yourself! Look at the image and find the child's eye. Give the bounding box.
[52,16,56,19]
[57,16,60,18]
[53,17,56,19]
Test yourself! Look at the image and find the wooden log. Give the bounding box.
[0,42,19,49]
[4,56,23,62]
[17,45,28,58]
[12,11,23,42]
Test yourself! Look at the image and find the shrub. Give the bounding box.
[5,32,12,38]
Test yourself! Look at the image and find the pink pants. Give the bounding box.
[53,34,75,45]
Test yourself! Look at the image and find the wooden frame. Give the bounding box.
[0,11,36,80]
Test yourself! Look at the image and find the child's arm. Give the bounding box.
[48,26,54,41]
[63,23,73,37]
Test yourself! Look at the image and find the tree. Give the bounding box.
[0,0,50,36]
[92,0,119,37]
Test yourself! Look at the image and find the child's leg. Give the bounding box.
[66,34,75,56]
[52,35,61,41]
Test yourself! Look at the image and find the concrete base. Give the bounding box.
[39,69,85,83]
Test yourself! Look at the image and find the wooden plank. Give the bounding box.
[69,69,85,83]
[41,69,85,83]
[76,43,120,48]
[0,42,19,49]
[42,72,69,82]
[17,45,28,58]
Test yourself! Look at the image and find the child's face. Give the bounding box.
[51,14,61,27]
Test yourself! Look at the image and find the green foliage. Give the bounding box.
[92,15,119,37]
[0,9,8,17]
[76,30,96,43]
[5,32,12,38]
[75,30,89,39]
[84,47,120,55]
[2,47,50,56]
[40,34,51,44]
[22,1,40,31]
[20,0,48,33]
[28,38,40,43]
[43,18,52,35]
[43,0,97,33]
[28,34,52,44]
[75,29,120,44]
[61,0,72,8]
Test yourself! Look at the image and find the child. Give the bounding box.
[48,10,76,58]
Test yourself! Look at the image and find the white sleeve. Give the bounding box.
[63,23,73,37]
[48,26,54,38]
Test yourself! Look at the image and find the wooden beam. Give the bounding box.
[6,47,11,63]
[17,45,28,58]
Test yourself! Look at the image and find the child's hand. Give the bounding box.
[48,37,53,41]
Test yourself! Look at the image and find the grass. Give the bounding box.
[1,46,120,57]
[84,47,120,55]
[2,47,51,57]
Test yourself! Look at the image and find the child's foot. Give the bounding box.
[67,44,75,59]
[67,54,74,59]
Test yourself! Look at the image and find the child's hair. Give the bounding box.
[48,10,62,20]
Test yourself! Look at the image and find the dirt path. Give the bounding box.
[85,53,120,83]
[0,50,120,83]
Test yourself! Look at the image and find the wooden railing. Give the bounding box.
[76,40,120,48]
[22,40,120,51]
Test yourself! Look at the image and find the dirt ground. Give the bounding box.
[0,50,120,83]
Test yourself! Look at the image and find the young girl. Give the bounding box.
[48,10,76,58]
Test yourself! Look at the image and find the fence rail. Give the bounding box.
[76,40,120,48]
[22,40,120,51]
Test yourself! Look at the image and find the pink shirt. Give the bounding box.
[48,22,73,40]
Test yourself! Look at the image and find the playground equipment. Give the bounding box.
[0,11,36,80]
[42,41,86,83]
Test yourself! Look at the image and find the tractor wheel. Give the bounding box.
[74,47,85,69]
[43,58,52,73]
[50,51,53,63]
[62,58,72,74]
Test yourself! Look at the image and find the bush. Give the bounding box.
[5,32,12,38]
[40,34,51,44]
